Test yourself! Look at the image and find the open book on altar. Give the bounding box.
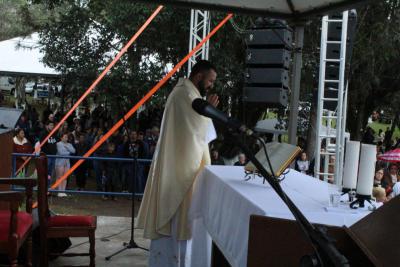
[245,142,302,177]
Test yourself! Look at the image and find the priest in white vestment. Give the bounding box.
[136,60,219,266]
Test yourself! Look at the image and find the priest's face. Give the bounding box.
[198,69,217,96]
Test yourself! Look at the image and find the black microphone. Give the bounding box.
[192,98,255,136]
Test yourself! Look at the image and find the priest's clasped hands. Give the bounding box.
[207,94,219,107]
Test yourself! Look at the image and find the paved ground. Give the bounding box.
[49,216,150,267]
[47,184,150,266]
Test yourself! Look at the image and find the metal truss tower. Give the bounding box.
[187,9,211,75]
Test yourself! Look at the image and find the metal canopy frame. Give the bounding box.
[142,0,367,19]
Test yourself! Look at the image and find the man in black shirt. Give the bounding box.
[39,121,58,180]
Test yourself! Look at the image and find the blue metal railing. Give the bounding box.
[12,153,152,197]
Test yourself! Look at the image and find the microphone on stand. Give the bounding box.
[192,98,255,137]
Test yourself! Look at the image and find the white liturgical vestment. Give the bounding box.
[136,78,212,241]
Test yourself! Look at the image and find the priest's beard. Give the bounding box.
[198,80,209,97]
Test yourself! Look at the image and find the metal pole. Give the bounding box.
[314,16,328,179]
[12,155,16,177]
[334,11,349,187]
[288,25,304,145]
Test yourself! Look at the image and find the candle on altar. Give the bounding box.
[342,141,360,190]
[356,144,376,196]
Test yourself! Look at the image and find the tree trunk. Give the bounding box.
[306,90,318,160]
[15,76,26,109]
[388,110,400,142]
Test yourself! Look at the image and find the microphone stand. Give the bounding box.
[227,132,349,267]
[105,131,148,261]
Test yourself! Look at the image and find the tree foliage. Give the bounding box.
[0,0,60,41]
[35,0,257,121]
[347,0,400,139]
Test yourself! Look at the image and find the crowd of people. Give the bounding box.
[13,103,162,198]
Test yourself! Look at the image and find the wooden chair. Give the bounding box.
[35,153,97,267]
[0,177,37,267]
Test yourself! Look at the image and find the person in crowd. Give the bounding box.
[117,134,130,192]
[362,127,375,144]
[93,128,106,191]
[55,132,76,197]
[374,167,385,187]
[72,125,83,144]
[377,129,385,143]
[376,141,385,157]
[136,60,218,264]
[39,121,58,181]
[126,130,147,193]
[384,127,392,150]
[234,153,247,166]
[74,133,89,191]
[48,113,56,124]
[211,148,225,165]
[16,113,30,136]
[295,151,310,175]
[390,181,400,199]
[73,117,81,130]
[373,186,387,203]
[59,122,69,138]
[383,163,400,196]
[13,128,33,176]
[101,142,119,200]
[138,131,149,158]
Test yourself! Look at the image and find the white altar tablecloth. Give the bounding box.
[188,166,372,267]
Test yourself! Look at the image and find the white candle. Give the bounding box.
[342,141,360,189]
[356,144,376,196]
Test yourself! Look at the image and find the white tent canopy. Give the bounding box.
[254,118,287,135]
[0,33,60,77]
[255,118,350,139]
[147,0,367,18]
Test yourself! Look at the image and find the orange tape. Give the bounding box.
[17,5,164,175]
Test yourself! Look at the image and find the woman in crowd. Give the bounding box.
[13,128,32,176]
[295,151,310,175]
[373,167,385,187]
[55,132,76,197]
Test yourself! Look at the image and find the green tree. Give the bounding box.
[37,0,254,124]
[347,0,400,140]
[0,0,60,41]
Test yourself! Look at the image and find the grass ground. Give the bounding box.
[369,121,400,140]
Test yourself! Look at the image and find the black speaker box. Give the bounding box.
[243,87,288,107]
[245,68,289,88]
[246,49,291,69]
[245,29,292,48]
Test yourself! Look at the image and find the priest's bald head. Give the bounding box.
[189,60,217,97]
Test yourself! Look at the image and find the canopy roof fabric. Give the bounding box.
[146,0,367,18]
[0,33,60,77]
